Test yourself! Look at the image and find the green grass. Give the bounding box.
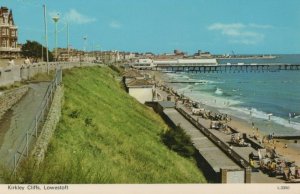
[11,66,206,183]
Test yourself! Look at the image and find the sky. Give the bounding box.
[1,0,300,54]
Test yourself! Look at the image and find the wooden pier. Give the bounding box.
[156,63,300,73]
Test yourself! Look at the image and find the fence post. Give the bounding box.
[26,131,29,156]
[14,154,17,176]
[55,70,58,87]
[60,68,63,83]
[50,83,53,101]
[35,115,38,137]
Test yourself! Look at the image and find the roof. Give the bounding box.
[177,58,217,64]
[126,79,154,88]
[122,70,144,78]
[154,58,218,65]
[158,101,175,109]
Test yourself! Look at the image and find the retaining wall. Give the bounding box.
[0,85,29,119]
[31,85,64,165]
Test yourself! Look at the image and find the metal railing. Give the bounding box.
[10,67,62,175]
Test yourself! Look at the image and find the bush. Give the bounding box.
[161,125,195,158]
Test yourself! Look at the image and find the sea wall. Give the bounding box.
[0,85,29,119]
[31,85,64,165]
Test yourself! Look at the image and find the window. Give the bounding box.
[2,40,6,47]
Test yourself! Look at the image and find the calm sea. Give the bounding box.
[166,54,300,135]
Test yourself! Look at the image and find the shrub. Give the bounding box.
[161,125,195,158]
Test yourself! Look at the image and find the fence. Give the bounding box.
[10,67,62,175]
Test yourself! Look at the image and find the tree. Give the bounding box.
[21,40,54,62]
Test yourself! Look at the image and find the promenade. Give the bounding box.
[155,85,285,183]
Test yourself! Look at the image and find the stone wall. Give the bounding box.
[31,85,64,165]
[0,85,29,119]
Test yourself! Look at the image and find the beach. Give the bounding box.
[148,69,300,166]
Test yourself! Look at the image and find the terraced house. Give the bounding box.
[0,6,20,59]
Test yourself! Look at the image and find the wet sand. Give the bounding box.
[149,70,300,166]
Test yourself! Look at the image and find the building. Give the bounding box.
[126,79,155,104]
[131,58,218,69]
[194,50,212,58]
[0,6,20,59]
[122,69,156,104]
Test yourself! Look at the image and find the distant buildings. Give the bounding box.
[0,6,20,59]
[55,48,136,63]
[193,50,212,58]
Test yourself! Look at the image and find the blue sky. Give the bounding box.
[1,0,300,54]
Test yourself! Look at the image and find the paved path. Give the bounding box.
[163,108,240,173]
[0,82,50,169]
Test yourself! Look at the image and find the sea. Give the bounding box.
[165,54,300,136]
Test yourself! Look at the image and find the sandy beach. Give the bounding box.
[148,70,300,166]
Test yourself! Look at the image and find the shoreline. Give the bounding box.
[149,69,300,166]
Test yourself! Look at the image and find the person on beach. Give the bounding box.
[8,58,15,67]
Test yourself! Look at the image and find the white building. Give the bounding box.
[131,58,218,69]
[154,58,218,66]
[126,79,154,104]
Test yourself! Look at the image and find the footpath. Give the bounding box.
[0,82,50,169]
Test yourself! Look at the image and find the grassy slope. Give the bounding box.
[22,66,206,183]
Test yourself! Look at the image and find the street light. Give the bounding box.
[43,4,49,74]
[83,36,87,62]
[52,14,60,61]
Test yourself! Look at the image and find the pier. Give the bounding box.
[155,63,300,73]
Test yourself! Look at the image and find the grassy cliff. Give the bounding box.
[15,66,206,183]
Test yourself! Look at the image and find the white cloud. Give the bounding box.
[208,23,272,45]
[64,9,96,24]
[49,9,96,25]
[249,23,273,29]
[109,20,122,29]
[48,10,60,18]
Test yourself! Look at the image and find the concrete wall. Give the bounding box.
[221,169,245,183]
[0,85,28,119]
[31,85,64,165]
[0,62,98,87]
[0,66,21,86]
[128,87,153,103]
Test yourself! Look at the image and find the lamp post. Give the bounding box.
[67,22,70,62]
[83,36,87,62]
[52,14,60,61]
[43,4,49,74]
